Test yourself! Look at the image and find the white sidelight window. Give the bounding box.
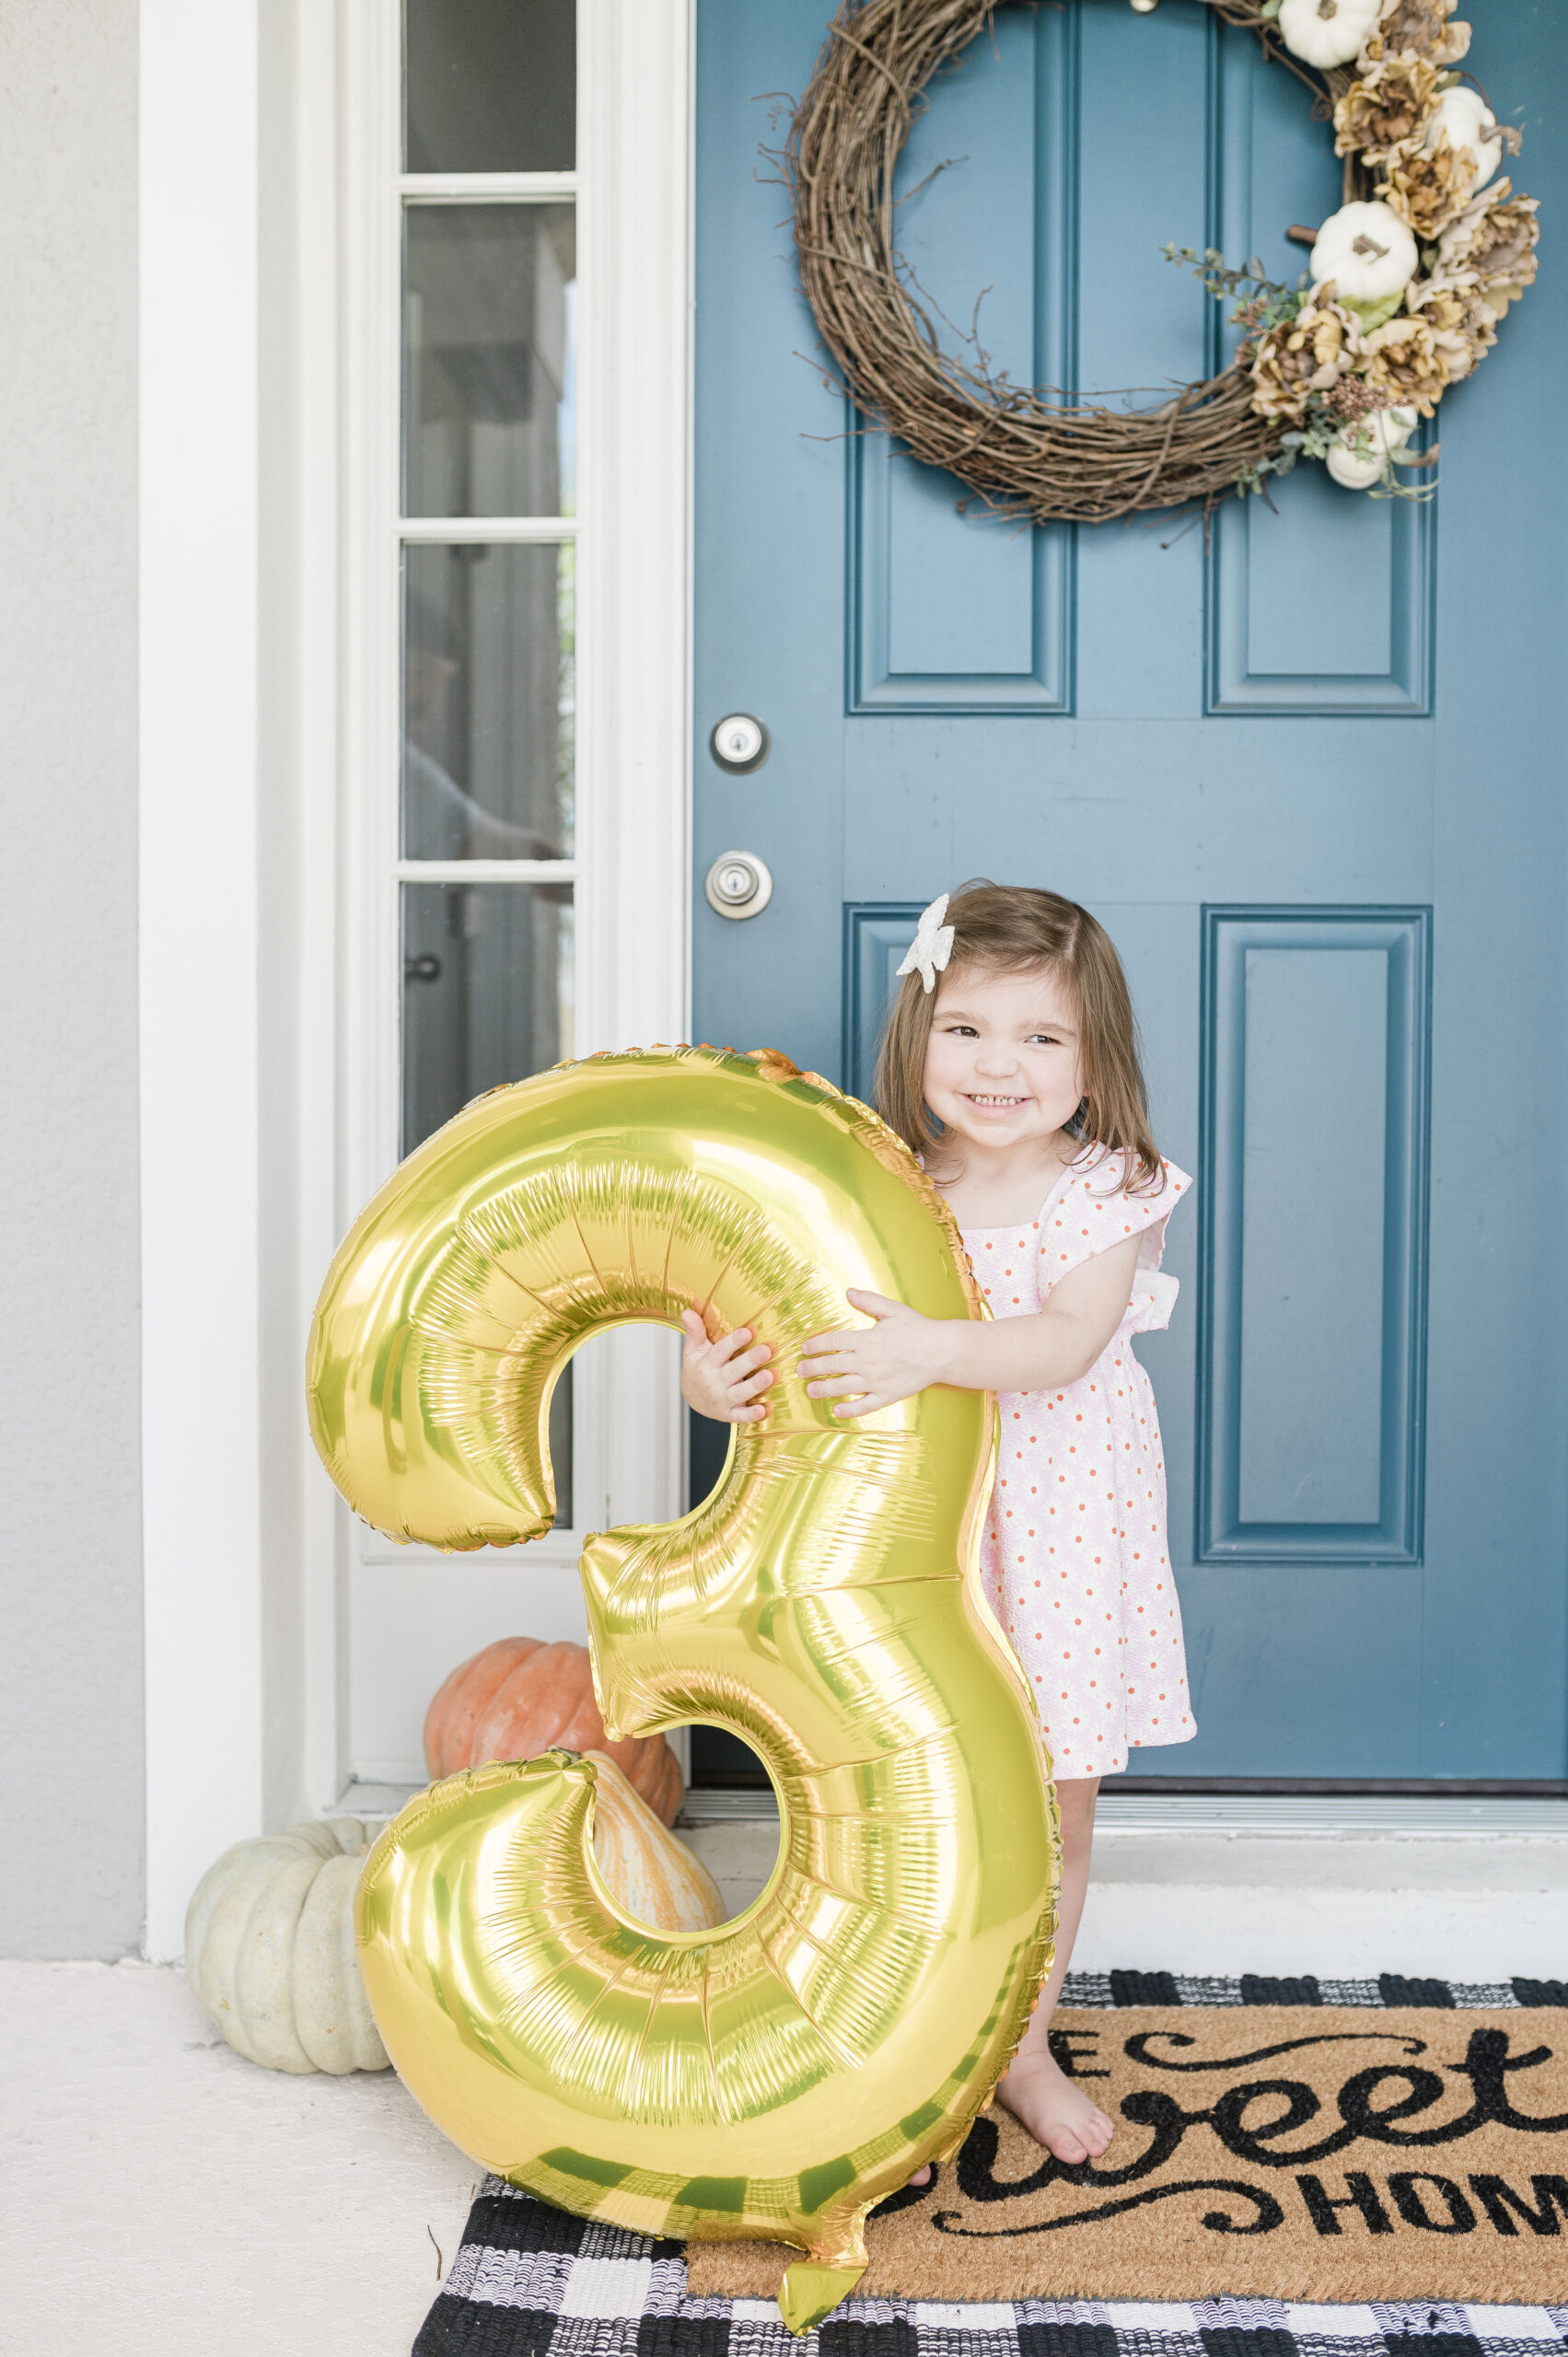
[396,5,579,1516]
[336,0,691,1796]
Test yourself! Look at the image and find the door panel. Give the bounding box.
[1209,470,1433,714]
[1206,19,1434,714]
[693,0,1568,1779]
[853,440,1072,711]
[851,5,1074,714]
[1198,910,1429,1565]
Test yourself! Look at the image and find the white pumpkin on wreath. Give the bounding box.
[1309,202,1419,328]
[1423,87,1503,195]
[1276,0,1384,71]
[1325,403,1420,488]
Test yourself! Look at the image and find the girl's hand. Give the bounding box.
[679,1309,773,1424]
[797,1289,954,1418]
[801,1238,1145,1413]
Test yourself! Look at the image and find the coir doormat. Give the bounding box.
[416,1976,1568,2354]
[691,1981,1568,2305]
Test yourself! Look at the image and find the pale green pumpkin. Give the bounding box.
[184,1818,389,2075]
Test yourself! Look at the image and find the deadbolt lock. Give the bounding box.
[709,714,770,773]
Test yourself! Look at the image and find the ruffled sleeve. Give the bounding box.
[1039,1153,1193,1333]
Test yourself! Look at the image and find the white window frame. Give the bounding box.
[140,0,692,1956]
[342,27,584,1216]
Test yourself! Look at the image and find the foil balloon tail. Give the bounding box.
[777,2269,869,2338]
[312,1046,1061,2327]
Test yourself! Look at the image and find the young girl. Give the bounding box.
[679,882,1194,2168]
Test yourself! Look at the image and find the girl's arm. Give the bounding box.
[798,1236,1143,1418]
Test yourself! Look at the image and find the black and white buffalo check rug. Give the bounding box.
[414,1975,1568,2356]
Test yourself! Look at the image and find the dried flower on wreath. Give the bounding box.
[1439,186,1542,308]
[1380,142,1479,239]
[1334,55,1442,166]
[1360,0,1470,67]
[1250,287,1363,421]
[1406,279,1498,378]
[1324,371,1396,423]
[1357,314,1451,412]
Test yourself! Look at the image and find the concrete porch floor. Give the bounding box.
[2,1957,478,2356]
[6,1805,1565,2355]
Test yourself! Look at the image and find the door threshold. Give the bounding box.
[1102,1777,1568,1798]
[679,1787,781,1824]
[336,1779,423,1818]
[680,1785,1568,1837]
[334,1779,1568,1839]
[1094,1793,1568,1835]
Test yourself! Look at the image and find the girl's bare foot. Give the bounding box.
[996,2046,1114,2165]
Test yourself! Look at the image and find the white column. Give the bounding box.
[140,0,263,1958]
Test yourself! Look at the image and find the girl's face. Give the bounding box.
[923,961,1086,1154]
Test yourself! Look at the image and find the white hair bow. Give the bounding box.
[896,893,956,995]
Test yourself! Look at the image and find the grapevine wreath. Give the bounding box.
[786,0,1539,520]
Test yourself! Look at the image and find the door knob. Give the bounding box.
[704,850,773,920]
[710,714,770,773]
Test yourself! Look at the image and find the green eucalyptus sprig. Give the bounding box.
[1161,243,1308,333]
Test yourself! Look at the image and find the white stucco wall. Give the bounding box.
[0,0,144,1956]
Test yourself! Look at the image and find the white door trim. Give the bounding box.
[575,0,693,1063]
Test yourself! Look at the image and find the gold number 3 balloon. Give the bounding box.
[307,1046,1058,2330]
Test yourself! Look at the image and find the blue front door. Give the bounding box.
[691,0,1568,1783]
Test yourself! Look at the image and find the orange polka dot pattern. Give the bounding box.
[962,1153,1197,1778]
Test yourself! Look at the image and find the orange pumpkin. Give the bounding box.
[423,1637,685,1826]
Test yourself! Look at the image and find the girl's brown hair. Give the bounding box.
[873,882,1164,1197]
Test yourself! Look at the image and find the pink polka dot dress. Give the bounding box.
[960,1151,1196,1779]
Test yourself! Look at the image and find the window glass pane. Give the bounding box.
[401,877,574,1523]
[404,0,575,174]
[690,1729,773,1791]
[546,1376,573,1530]
[404,203,575,519]
[403,541,575,859]
[401,881,574,1155]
